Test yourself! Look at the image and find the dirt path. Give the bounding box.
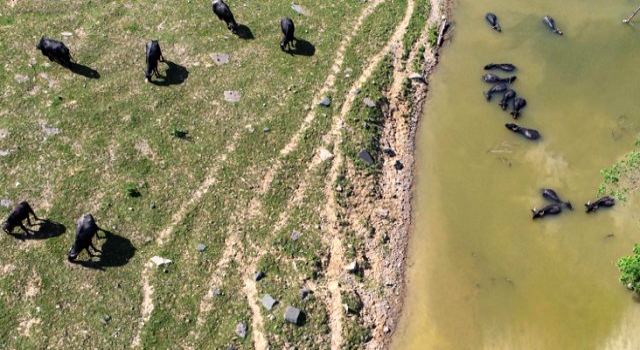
[320,0,417,348]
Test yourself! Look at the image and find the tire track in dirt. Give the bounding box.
[255,0,386,199]
[131,131,242,349]
[321,0,416,348]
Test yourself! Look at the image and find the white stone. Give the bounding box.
[150,256,172,266]
[318,148,334,162]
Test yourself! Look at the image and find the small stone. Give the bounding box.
[284,306,303,325]
[355,88,361,94]
[382,147,396,157]
[210,53,230,65]
[291,230,300,241]
[394,160,404,171]
[319,97,331,107]
[408,73,424,82]
[115,283,121,289]
[224,90,241,102]
[61,31,73,38]
[128,207,133,211]
[262,294,278,310]
[196,244,207,252]
[254,271,265,281]
[235,322,247,338]
[213,289,222,296]
[318,148,334,162]
[226,346,238,350]
[150,256,172,266]
[150,202,157,210]
[383,326,390,334]
[263,127,270,134]
[0,199,12,208]
[55,304,61,309]
[15,182,20,187]
[376,209,389,218]
[627,283,634,290]
[345,261,358,273]
[363,97,376,108]
[299,289,312,299]
[101,315,111,325]
[336,185,343,192]
[358,149,374,165]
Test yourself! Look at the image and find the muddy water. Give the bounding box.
[393,1,640,349]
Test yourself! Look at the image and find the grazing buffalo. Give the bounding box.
[280,17,296,51]
[585,196,615,213]
[510,97,527,118]
[542,188,573,210]
[36,38,72,67]
[482,74,516,84]
[543,15,563,35]
[505,123,540,140]
[484,83,508,101]
[2,201,41,235]
[484,63,516,72]
[212,0,238,34]
[68,213,105,261]
[499,89,516,110]
[485,13,501,32]
[145,40,165,82]
[532,204,562,219]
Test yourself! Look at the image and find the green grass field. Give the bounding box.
[0,0,432,348]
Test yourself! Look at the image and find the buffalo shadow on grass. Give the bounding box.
[151,60,189,86]
[69,62,100,79]
[69,230,136,270]
[289,39,315,57]
[8,219,66,241]
[235,24,254,40]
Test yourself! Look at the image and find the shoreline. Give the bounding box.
[368,0,453,347]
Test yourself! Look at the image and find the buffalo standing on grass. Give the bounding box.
[145,40,165,82]
[2,201,41,235]
[280,17,296,51]
[68,213,106,261]
[36,38,73,67]
[212,0,238,34]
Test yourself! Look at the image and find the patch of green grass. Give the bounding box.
[598,146,640,201]
[402,0,431,59]
[428,24,439,48]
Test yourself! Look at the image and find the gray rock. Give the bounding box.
[358,149,374,165]
[382,147,396,157]
[263,127,270,134]
[226,346,238,350]
[318,148,334,162]
[291,3,309,16]
[0,199,12,208]
[284,306,302,325]
[150,202,157,210]
[224,90,241,102]
[408,73,425,82]
[254,271,265,281]
[262,294,278,310]
[291,230,300,241]
[196,244,207,252]
[235,322,247,338]
[210,53,230,65]
[101,315,111,325]
[345,261,358,273]
[299,289,312,300]
[319,97,331,107]
[394,160,404,171]
[363,97,376,108]
[376,209,389,219]
[213,289,222,296]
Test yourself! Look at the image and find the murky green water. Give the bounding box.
[394,1,640,349]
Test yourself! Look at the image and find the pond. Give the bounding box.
[393,1,640,349]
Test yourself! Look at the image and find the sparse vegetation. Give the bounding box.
[0,0,429,348]
[617,244,640,294]
[598,140,640,201]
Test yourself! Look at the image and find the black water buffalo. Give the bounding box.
[36,38,72,67]
[482,74,516,84]
[68,213,105,261]
[499,89,516,110]
[505,123,540,140]
[532,204,562,219]
[485,13,501,32]
[510,97,527,118]
[212,0,238,34]
[280,17,296,51]
[484,63,516,72]
[145,40,165,82]
[2,201,41,235]
[585,196,615,213]
[484,83,508,101]
[543,15,563,35]
[542,188,573,210]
